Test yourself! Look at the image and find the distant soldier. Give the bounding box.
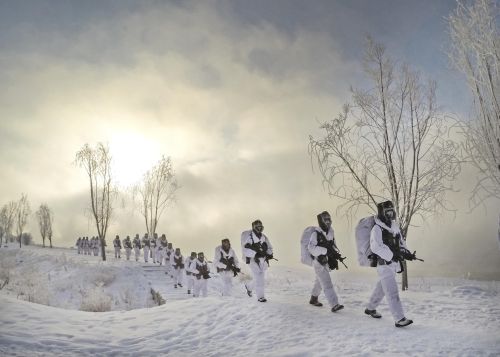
[150,235,157,264]
[184,252,197,295]
[158,234,168,265]
[172,248,184,289]
[156,233,164,265]
[113,235,122,259]
[214,238,241,296]
[97,236,103,256]
[123,236,132,260]
[133,234,141,262]
[189,252,210,297]
[164,242,174,276]
[83,237,90,255]
[142,233,150,263]
[92,237,99,256]
[76,237,82,254]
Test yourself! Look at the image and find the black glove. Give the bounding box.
[266,254,273,260]
[317,255,328,265]
[392,251,403,262]
[254,256,261,263]
[234,267,241,273]
[328,257,339,270]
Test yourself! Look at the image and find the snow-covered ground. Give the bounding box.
[0,245,499,356]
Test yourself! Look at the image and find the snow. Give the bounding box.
[0,245,499,356]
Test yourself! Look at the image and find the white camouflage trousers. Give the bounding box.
[366,263,405,321]
[311,260,339,307]
[143,247,150,262]
[186,274,195,292]
[219,270,234,296]
[173,267,183,285]
[114,247,121,258]
[125,248,131,260]
[156,250,164,265]
[249,259,267,299]
[134,248,140,261]
[193,278,208,297]
[151,247,157,263]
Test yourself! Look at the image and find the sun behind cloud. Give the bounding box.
[108,131,161,188]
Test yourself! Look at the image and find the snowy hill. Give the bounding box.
[0,245,499,356]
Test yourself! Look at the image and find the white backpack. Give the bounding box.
[355,216,376,266]
[240,230,252,261]
[300,226,318,266]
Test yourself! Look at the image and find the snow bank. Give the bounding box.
[0,245,499,356]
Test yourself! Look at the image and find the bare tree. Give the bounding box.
[0,202,17,247]
[75,143,116,261]
[47,215,53,248]
[448,0,500,207]
[36,204,53,248]
[15,194,31,248]
[309,38,461,289]
[134,156,179,237]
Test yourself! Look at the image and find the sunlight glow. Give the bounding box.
[109,132,161,188]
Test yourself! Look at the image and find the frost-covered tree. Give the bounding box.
[134,156,179,237]
[75,143,116,261]
[309,38,461,289]
[0,202,17,247]
[15,194,31,248]
[36,204,53,248]
[448,0,500,249]
[448,0,500,207]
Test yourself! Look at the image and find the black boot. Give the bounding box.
[364,309,382,318]
[309,295,323,307]
[395,317,413,327]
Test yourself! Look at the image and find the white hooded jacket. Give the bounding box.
[307,227,335,258]
[242,232,273,259]
[370,217,408,262]
[214,246,240,271]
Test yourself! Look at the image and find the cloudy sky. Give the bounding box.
[0,0,498,277]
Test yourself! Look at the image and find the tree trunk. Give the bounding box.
[100,237,107,261]
[42,236,45,248]
[18,234,22,248]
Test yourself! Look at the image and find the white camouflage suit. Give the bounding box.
[92,238,99,256]
[76,238,82,254]
[133,236,141,261]
[171,252,184,286]
[367,217,409,322]
[184,256,196,293]
[213,245,240,296]
[307,228,341,308]
[142,236,150,263]
[149,238,157,264]
[242,232,273,300]
[189,258,210,297]
[113,237,122,258]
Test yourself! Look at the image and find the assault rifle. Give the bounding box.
[220,254,241,277]
[401,249,424,262]
[328,250,348,270]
